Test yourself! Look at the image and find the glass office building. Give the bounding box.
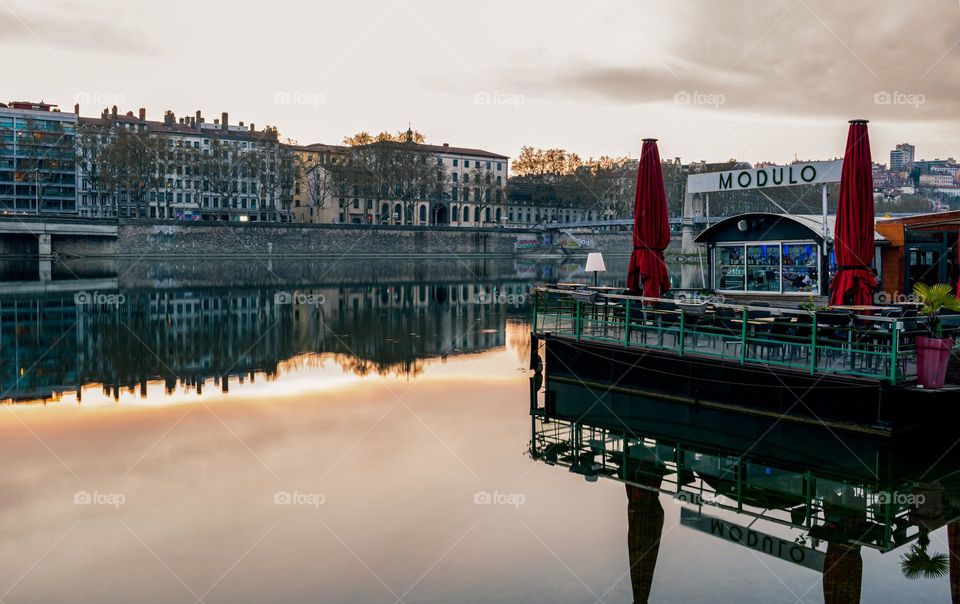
[0,101,77,214]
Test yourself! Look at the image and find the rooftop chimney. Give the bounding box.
[111,105,118,118]
[221,112,228,131]
[164,111,174,127]
[249,123,255,132]
[442,143,449,148]
[214,119,220,125]
[239,121,244,128]
[196,110,202,122]
[139,107,146,121]
[73,103,79,115]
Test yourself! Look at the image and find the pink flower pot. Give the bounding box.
[916,336,954,389]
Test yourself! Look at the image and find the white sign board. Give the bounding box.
[680,508,825,572]
[687,160,843,194]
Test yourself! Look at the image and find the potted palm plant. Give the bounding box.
[913,283,960,389]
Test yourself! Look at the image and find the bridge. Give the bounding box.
[537,216,713,232]
[0,216,117,257]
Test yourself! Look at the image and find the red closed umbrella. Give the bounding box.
[830,120,878,307]
[626,139,671,298]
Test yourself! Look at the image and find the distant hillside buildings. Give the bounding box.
[890,143,915,171]
[880,142,960,204]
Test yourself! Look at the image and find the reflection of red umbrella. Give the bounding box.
[830,120,878,307]
[627,139,671,298]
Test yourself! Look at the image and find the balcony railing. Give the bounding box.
[531,287,954,384]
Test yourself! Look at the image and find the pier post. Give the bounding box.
[739,308,748,364]
[38,258,51,282]
[624,299,631,347]
[810,316,818,375]
[37,233,52,257]
[889,321,899,384]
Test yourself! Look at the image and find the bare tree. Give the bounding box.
[101,128,163,218]
[77,122,116,217]
[342,141,438,225]
[305,150,347,219]
[453,163,504,226]
[199,140,249,219]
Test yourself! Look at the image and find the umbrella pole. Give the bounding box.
[822,184,829,255]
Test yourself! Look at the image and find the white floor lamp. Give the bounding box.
[585,252,606,286]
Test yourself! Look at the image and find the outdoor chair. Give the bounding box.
[678,303,711,351]
[816,310,856,370]
[712,307,741,359]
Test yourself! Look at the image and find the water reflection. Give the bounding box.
[1,282,522,404]
[530,351,960,602]
[626,477,664,603]
[0,255,733,603]
[0,255,698,406]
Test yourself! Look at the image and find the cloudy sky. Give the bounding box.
[3,0,959,165]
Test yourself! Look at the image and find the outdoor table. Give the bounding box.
[731,317,778,326]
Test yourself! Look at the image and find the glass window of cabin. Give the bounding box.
[781,242,819,294]
[746,244,781,293]
[714,244,745,291]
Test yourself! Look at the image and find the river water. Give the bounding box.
[0,257,953,603]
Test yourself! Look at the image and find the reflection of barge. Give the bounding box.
[528,365,960,559]
[531,288,960,435]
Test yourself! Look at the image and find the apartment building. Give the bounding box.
[76,106,291,221]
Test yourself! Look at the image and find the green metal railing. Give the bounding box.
[532,287,936,384]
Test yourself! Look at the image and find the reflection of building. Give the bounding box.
[0,278,531,404]
[0,101,78,214]
[0,298,80,400]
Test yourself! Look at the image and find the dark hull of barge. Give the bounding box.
[536,333,960,438]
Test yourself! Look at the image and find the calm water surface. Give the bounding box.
[0,257,953,603]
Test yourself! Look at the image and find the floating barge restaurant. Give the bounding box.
[531,126,960,435]
[530,286,958,435]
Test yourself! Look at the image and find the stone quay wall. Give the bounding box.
[113,221,540,257]
[0,218,693,258]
